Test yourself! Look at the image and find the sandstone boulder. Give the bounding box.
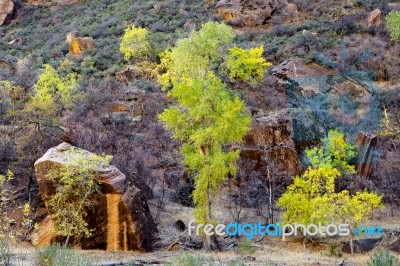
[32,143,157,251]
[367,9,382,27]
[67,32,95,57]
[0,0,14,26]
[216,0,278,27]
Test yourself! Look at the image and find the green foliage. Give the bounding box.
[0,239,11,266]
[158,22,235,88]
[158,22,251,224]
[237,240,256,255]
[47,149,112,244]
[167,252,207,266]
[226,45,271,83]
[278,130,382,228]
[34,64,77,107]
[36,244,93,266]
[306,130,356,177]
[329,242,343,257]
[367,250,400,266]
[120,25,152,61]
[386,11,400,41]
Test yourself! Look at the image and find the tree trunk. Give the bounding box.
[350,235,354,256]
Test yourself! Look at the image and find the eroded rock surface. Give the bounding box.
[66,32,95,57]
[216,0,278,26]
[0,0,14,26]
[32,143,157,251]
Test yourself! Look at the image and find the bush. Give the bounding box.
[0,240,10,266]
[167,252,206,266]
[36,244,93,266]
[237,240,256,255]
[386,11,400,41]
[226,45,272,84]
[367,250,400,266]
[120,25,152,61]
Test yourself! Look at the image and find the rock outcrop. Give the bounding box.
[0,0,14,26]
[355,131,377,178]
[241,109,300,179]
[66,32,95,57]
[216,0,278,27]
[271,58,381,142]
[32,143,157,251]
[367,9,382,27]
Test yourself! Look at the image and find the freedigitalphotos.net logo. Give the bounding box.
[188,220,384,241]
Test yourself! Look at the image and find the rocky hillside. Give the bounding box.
[0,0,400,264]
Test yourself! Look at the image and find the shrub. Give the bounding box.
[167,252,206,266]
[226,45,272,84]
[237,240,256,255]
[367,250,400,266]
[120,25,152,61]
[386,11,400,41]
[329,242,343,257]
[0,240,10,266]
[36,244,93,266]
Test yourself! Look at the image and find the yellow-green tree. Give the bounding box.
[47,149,112,246]
[277,130,383,253]
[226,45,271,83]
[158,22,252,232]
[306,130,356,176]
[120,25,152,61]
[386,11,400,41]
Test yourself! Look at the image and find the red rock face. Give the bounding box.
[0,0,14,26]
[32,143,157,251]
[241,110,300,180]
[355,131,377,178]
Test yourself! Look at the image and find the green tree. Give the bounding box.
[158,22,251,232]
[46,149,112,246]
[386,11,400,41]
[226,45,271,83]
[158,22,235,88]
[305,130,356,176]
[277,130,383,254]
[120,25,152,61]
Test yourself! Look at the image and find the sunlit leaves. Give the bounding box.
[120,25,152,61]
[47,149,112,242]
[386,11,400,41]
[278,130,382,230]
[158,22,250,224]
[226,45,272,83]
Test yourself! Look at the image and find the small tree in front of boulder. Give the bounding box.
[46,149,112,246]
[278,130,383,254]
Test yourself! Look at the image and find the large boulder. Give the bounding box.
[216,0,278,27]
[367,9,382,27]
[32,143,157,251]
[0,0,14,26]
[66,32,95,57]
